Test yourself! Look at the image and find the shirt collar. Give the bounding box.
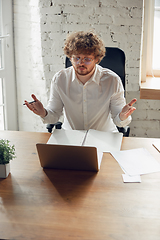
[71,65,101,85]
[91,65,100,85]
[72,66,76,82]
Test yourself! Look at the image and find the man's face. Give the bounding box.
[71,53,97,76]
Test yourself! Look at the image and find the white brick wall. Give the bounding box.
[127,91,160,137]
[13,0,160,137]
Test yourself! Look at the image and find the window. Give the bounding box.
[152,0,160,76]
[0,0,18,130]
[140,0,160,100]
[0,78,4,130]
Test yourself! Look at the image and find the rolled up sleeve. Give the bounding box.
[110,77,131,128]
[41,76,64,124]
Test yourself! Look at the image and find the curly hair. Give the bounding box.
[64,31,106,63]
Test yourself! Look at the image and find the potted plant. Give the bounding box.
[0,139,16,178]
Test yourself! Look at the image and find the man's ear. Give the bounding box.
[69,58,73,66]
[95,58,99,64]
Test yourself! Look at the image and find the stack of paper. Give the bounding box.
[111,148,160,182]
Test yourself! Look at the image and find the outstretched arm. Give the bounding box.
[119,98,137,121]
[24,94,47,118]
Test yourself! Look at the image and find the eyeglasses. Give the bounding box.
[71,56,94,65]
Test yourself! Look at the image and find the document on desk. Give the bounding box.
[84,129,123,152]
[47,129,86,146]
[111,148,160,176]
[122,174,141,183]
[47,129,123,152]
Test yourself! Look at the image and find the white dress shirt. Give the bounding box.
[42,64,131,132]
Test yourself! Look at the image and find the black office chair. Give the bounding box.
[47,47,130,137]
[46,121,62,133]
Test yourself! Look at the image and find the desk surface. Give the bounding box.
[0,131,160,240]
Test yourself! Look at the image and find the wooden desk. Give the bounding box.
[0,131,160,240]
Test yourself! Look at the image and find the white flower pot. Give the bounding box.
[0,163,10,178]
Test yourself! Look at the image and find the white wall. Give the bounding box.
[13,0,160,137]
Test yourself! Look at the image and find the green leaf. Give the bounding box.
[0,139,16,164]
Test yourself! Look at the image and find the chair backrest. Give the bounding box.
[65,47,126,90]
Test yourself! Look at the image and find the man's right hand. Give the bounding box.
[24,94,47,118]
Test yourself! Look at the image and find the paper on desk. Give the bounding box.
[84,129,123,152]
[122,174,141,183]
[97,151,103,170]
[118,161,141,183]
[47,129,86,146]
[111,148,160,176]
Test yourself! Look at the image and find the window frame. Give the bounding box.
[140,0,155,82]
[0,0,18,130]
[140,0,160,100]
[152,4,160,76]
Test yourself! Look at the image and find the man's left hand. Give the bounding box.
[119,98,137,121]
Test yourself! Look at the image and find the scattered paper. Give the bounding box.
[111,148,160,176]
[122,174,141,183]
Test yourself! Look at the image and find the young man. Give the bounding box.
[24,31,136,132]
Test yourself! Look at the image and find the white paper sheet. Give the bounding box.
[111,148,160,176]
[97,152,103,170]
[47,129,86,146]
[122,174,141,183]
[84,129,123,152]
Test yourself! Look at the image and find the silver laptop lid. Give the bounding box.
[36,143,99,172]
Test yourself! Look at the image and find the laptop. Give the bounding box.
[36,143,101,172]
